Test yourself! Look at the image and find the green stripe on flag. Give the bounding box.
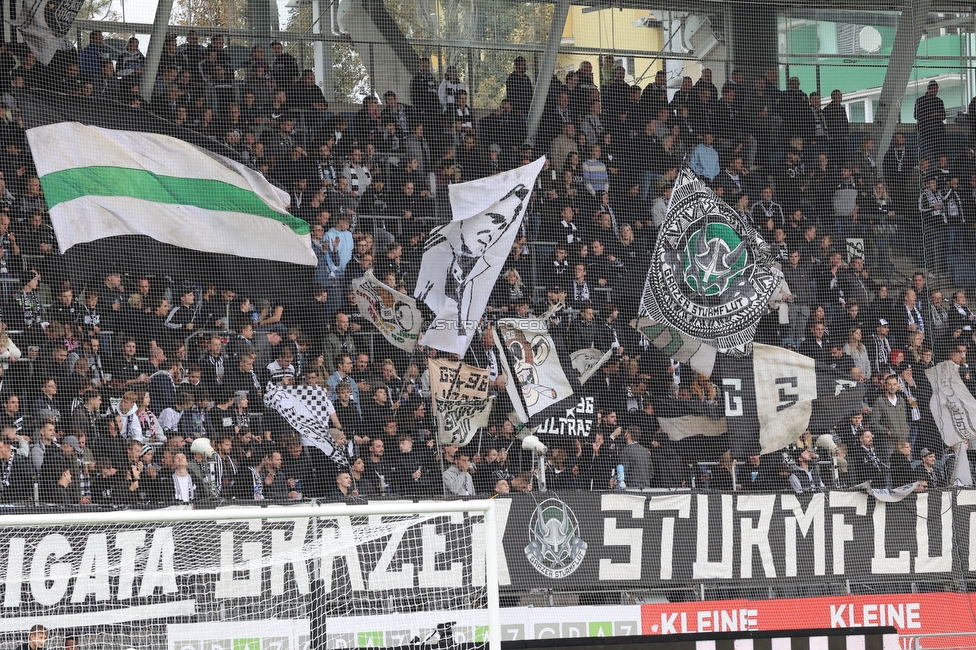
[39,166,310,235]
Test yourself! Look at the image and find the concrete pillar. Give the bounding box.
[877,0,933,159]
[140,0,175,102]
[525,0,571,147]
[248,0,274,46]
[312,0,335,103]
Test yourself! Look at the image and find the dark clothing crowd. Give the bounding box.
[0,32,972,507]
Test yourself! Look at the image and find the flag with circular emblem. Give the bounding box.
[640,168,777,351]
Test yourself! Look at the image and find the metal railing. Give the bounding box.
[902,632,976,650]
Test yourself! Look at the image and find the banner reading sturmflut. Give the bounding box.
[26,122,316,267]
[352,270,423,352]
[641,169,777,351]
[415,157,545,356]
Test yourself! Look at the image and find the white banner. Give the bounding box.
[658,414,727,441]
[753,344,819,454]
[926,360,976,447]
[415,157,545,355]
[571,347,615,385]
[428,358,491,416]
[435,395,495,446]
[352,270,423,352]
[15,0,82,65]
[495,317,574,423]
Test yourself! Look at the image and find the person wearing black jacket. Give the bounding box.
[90,456,132,505]
[270,41,299,89]
[361,438,394,496]
[741,453,790,492]
[595,303,621,353]
[223,352,263,406]
[850,429,887,487]
[0,437,34,503]
[890,440,917,487]
[409,59,441,125]
[391,435,438,496]
[281,435,331,499]
[579,431,616,490]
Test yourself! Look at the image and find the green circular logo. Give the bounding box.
[683,223,748,297]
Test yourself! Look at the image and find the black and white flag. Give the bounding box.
[656,397,727,441]
[434,395,495,446]
[495,317,574,424]
[415,157,545,355]
[630,316,718,378]
[264,384,348,466]
[640,169,777,351]
[570,347,615,385]
[12,0,83,65]
[925,359,976,486]
[719,344,866,458]
[926,360,976,447]
[352,270,423,353]
[657,344,864,457]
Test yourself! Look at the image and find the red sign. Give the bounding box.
[640,593,976,647]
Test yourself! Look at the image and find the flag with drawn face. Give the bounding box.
[352,270,423,353]
[494,317,574,423]
[414,157,546,356]
[640,169,777,351]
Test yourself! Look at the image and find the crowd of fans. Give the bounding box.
[0,31,972,507]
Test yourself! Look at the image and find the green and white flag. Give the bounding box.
[25,122,316,266]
